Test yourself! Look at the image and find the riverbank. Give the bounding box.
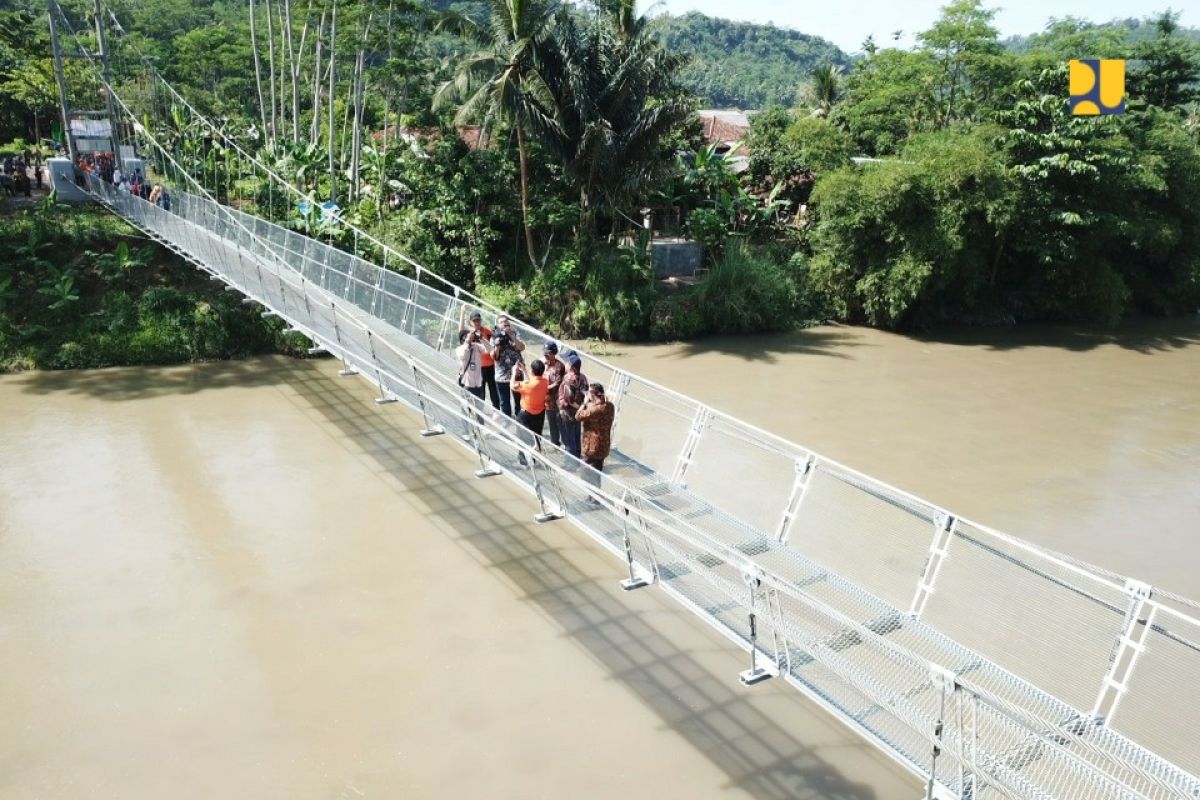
[0,200,305,371]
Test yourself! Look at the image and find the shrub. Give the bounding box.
[695,244,799,334]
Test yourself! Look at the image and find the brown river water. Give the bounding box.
[2,317,1198,799]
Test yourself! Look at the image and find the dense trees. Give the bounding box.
[3,0,1199,346]
[809,5,1200,330]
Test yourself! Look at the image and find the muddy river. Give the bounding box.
[2,317,1197,798]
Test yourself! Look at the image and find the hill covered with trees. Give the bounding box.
[649,13,850,109]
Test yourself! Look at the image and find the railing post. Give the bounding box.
[909,513,957,619]
[605,370,633,442]
[458,390,502,478]
[366,331,396,405]
[398,277,419,337]
[670,406,711,487]
[327,301,359,376]
[739,567,773,686]
[411,362,444,436]
[618,495,652,591]
[618,493,660,591]
[1091,580,1156,726]
[527,447,565,524]
[434,292,457,353]
[925,666,959,800]
[776,454,816,544]
[368,266,386,317]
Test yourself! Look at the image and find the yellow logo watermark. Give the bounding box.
[1070,59,1126,115]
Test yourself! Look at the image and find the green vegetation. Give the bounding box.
[0,198,303,370]
[650,13,850,109]
[2,0,1199,355]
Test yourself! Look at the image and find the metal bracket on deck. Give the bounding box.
[240,297,258,305]
[518,440,564,523]
[306,345,328,356]
[776,454,816,544]
[670,406,712,488]
[338,361,359,376]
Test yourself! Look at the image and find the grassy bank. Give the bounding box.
[0,197,306,371]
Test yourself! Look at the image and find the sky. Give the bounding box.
[656,0,1196,53]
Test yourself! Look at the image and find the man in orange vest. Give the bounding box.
[512,359,549,466]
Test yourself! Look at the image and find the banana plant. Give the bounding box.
[38,269,79,311]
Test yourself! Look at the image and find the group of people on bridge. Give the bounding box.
[456,309,615,489]
[76,153,172,211]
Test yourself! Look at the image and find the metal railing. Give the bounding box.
[82,162,1200,800]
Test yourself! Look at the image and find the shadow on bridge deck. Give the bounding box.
[275,357,916,800]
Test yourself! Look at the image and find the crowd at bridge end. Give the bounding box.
[74,152,172,211]
[457,308,614,491]
[1,152,42,197]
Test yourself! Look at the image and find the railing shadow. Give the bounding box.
[279,359,911,800]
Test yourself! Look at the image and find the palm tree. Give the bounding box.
[434,0,559,267]
[799,63,843,117]
[531,0,692,248]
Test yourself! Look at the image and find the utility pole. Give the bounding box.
[45,0,75,160]
[93,0,124,166]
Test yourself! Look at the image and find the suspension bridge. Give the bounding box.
[37,2,1200,797]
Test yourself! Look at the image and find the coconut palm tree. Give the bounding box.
[531,0,692,248]
[434,0,559,267]
[799,63,843,117]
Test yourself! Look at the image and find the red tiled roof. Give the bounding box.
[698,111,751,156]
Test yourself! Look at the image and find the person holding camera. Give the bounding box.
[455,327,493,401]
[461,309,500,410]
[491,314,525,417]
[512,359,550,465]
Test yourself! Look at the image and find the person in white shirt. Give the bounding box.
[456,328,492,401]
